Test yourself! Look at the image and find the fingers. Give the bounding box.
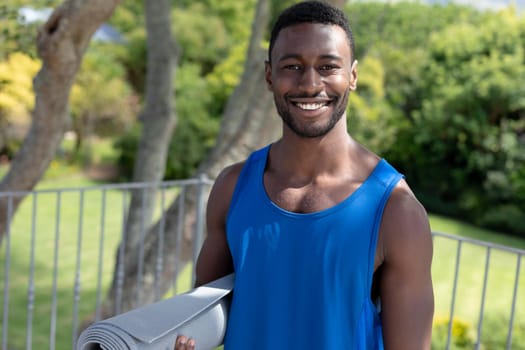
[174,335,196,350]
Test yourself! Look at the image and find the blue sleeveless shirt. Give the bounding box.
[223,145,403,350]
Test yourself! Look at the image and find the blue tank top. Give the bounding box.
[224,145,403,350]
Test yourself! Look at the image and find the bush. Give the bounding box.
[0,52,40,156]
[113,124,140,180]
[432,316,475,349]
[114,115,218,181]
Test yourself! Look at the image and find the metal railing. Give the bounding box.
[432,231,524,349]
[0,179,524,350]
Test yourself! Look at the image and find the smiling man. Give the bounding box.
[175,2,434,349]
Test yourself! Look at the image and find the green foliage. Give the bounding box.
[347,55,403,154]
[116,28,147,95]
[172,3,230,74]
[108,0,144,34]
[114,64,220,180]
[113,0,255,180]
[405,10,525,235]
[113,124,140,180]
[2,0,523,238]
[0,52,40,155]
[183,0,257,42]
[432,317,475,349]
[71,45,136,139]
[1,1,62,58]
[0,52,39,121]
[346,2,478,60]
[345,3,525,237]
[205,42,248,116]
[167,64,219,179]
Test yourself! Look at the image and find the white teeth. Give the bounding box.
[296,103,326,110]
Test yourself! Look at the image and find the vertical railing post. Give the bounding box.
[475,246,491,350]
[25,194,37,350]
[95,190,107,322]
[506,254,522,350]
[173,186,186,292]
[72,190,85,345]
[2,196,13,350]
[446,240,462,350]
[115,190,128,315]
[49,191,61,350]
[136,187,147,307]
[192,174,208,286]
[154,186,167,301]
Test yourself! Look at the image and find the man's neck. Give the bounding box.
[270,130,357,180]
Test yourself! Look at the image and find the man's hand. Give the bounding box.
[174,335,195,350]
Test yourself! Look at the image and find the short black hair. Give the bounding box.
[268,1,355,63]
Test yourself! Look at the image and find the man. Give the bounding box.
[176,1,434,349]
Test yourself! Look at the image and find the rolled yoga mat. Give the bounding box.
[76,274,233,350]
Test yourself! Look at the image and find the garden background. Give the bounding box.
[1,0,524,349]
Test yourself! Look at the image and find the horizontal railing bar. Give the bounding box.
[432,231,525,255]
[0,176,214,198]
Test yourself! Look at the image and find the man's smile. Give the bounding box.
[294,102,329,110]
[288,97,333,112]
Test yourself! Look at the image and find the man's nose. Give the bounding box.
[298,67,322,94]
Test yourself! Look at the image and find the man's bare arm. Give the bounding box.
[194,163,243,286]
[379,181,434,350]
[175,163,243,350]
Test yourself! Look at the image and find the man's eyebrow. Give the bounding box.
[277,53,344,62]
[319,54,344,61]
[277,53,301,62]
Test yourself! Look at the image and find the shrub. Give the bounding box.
[432,316,475,349]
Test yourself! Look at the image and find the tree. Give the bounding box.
[0,0,121,242]
[98,0,277,319]
[101,0,178,316]
[401,9,525,234]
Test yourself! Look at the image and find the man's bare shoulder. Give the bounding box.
[381,180,432,259]
[211,162,245,198]
[207,161,246,222]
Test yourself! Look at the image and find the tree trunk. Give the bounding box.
[0,0,121,242]
[98,0,279,320]
[100,0,178,317]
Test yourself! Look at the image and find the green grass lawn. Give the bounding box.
[1,160,193,350]
[1,167,524,349]
[430,215,525,348]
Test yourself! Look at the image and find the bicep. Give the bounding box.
[194,165,241,287]
[379,187,434,349]
[194,226,233,287]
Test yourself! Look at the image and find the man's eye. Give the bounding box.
[319,65,336,71]
[284,65,301,70]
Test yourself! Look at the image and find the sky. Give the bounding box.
[427,0,524,12]
[354,0,524,13]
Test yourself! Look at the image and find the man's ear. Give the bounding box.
[264,61,273,91]
[349,60,358,91]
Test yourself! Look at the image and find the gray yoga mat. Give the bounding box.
[76,274,233,350]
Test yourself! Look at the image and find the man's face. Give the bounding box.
[265,23,358,138]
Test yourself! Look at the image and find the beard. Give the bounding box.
[274,88,350,138]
